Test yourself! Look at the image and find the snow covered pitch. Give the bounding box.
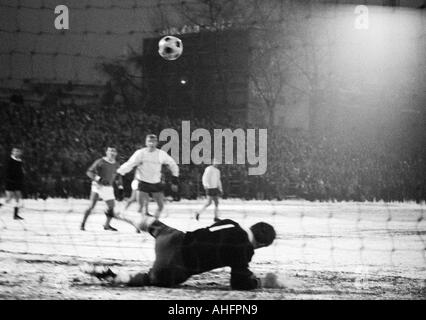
[0,199,425,299]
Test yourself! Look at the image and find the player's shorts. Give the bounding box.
[138,181,163,193]
[147,221,190,287]
[206,188,220,197]
[131,179,139,191]
[5,180,23,192]
[91,182,115,201]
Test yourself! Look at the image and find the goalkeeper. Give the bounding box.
[84,215,285,290]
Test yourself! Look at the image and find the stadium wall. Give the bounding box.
[1,0,425,130]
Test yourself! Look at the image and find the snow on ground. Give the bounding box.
[0,198,425,299]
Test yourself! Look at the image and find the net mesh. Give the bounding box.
[1,0,425,299]
[0,197,425,299]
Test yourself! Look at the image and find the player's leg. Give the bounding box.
[96,185,118,231]
[104,199,117,231]
[85,261,187,288]
[148,221,190,286]
[137,190,150,214]
[195,196,213,220]
[212,195,220,221]
[141,197,149,214]
[0,191,8,210]
[125,179,139,211]
[84,218,188,287]
[124,189,136,211]
[125,180,139,211]
[152,192,164,219]
[82,264,151,287]
[0,190,13,209]
[13,191,24,220]
[120,219,190,286]
[81,191,99,230]
[119,190,145,233]
[4,190,13,204]
[114,212,164,236]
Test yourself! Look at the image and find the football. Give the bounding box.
[158,35,183,61]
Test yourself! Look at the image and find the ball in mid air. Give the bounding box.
[158,35,183,61]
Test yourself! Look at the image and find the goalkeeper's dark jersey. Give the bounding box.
[181,219,260,290]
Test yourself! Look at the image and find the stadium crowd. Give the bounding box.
[1,99,425,202]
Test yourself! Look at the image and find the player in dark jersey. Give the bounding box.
[1,147,24,220]
[84,215,285,290]
[80,147,124,231]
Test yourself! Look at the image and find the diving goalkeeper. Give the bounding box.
[84,215,284,290]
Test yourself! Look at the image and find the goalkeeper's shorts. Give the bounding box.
[91,182,115,201]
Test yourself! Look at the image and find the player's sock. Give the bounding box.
[13,207,23,220]
[214,217,221,222]
[104,208,117,231]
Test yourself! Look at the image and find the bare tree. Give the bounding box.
[96,0,337,131]
[174,0,336,130]
[96,45,147,108]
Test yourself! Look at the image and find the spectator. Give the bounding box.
[0,98,425,203]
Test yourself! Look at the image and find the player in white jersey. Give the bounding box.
[117,134,179,219]
[194,159,223,222]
